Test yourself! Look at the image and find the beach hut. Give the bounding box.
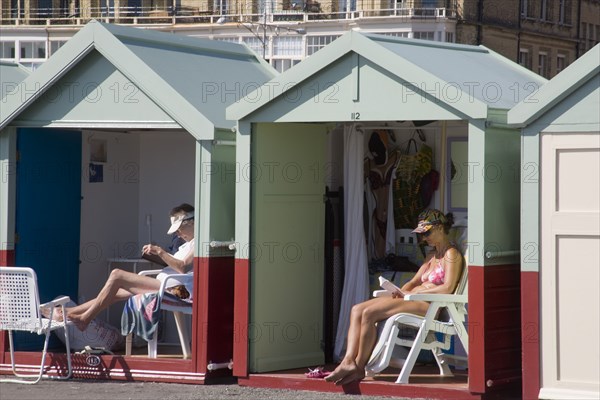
[226,31,547,399]
[508,44,600,400]
[0,20,275,383]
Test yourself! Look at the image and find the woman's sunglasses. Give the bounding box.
[421,224,440,237]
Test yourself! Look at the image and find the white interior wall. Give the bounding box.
[444,120,469,224]
[136,130,196,345]
[137,131,196,250]
[79,130,140,306]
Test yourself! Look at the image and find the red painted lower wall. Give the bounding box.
[0,249,15,266]
[521,271,540,400]
[469,264,522,395]
[232,258,249,378]
[0,249,14,364]
[195,256,235,375]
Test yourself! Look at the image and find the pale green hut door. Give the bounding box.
[250,123,326,372]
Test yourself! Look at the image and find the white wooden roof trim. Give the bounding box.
[508,44,600,127]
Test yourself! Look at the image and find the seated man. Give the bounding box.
[49,203,195,331]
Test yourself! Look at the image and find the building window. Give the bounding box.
[272,36,303,57]
[19,41,46,59]
[306,35,340,56]
[213,36,239,43]
[243,36,265,57]
[519,48,531,69]
[446,32,455,43]
[272,59,301,73]
[538,52,549,78]
[375,31,409,38]
[580,22,597,52]
[540,0,549,21]
[558,0,571,25]
[413,31,435,41]
[556,54,567,73]
[213,0,228,14]
[521,0,528,17]
[0,41,16,59]
[521,0,535,18]
[49,40,66,57]
[588,24,600,51]
[580,23,587,50]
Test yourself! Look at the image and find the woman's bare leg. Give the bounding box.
[68,269,161,330]
[326,297,430,385]
[325,298,380,383]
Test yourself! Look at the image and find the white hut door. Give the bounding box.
[540,132,600,398]
[250,123,326,372]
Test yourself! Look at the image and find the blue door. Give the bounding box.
[14,128,81,350]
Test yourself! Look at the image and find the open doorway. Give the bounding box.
[13,127,196,360]
[248,119,469,375]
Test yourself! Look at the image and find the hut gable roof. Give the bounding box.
[228,31,546,122]
[1,61,30,100]
[0,21,276,138]
[508,44,600,128]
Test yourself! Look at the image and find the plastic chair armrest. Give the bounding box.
[372,290,392,298]
[138,269,163,277]
[40,296,71,309]
[155,274,192,303]
[137,269,190,300]
[158,274,190,292]
[404,293,468,303]
[138,269,162,276]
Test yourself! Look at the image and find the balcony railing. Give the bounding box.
[1,2,457,26]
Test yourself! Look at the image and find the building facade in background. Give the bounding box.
[0,1,598,75]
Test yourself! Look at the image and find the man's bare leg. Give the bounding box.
[68,269,161,330]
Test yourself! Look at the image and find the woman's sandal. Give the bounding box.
[304,366,331,378]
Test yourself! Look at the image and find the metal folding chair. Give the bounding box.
[0,266,73,384]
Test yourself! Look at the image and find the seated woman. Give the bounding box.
[55,203,195,331]
[325,209,463,386]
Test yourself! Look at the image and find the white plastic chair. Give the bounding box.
[0,267,73,384]
[365,251,469,384]
[125,270,193,359]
